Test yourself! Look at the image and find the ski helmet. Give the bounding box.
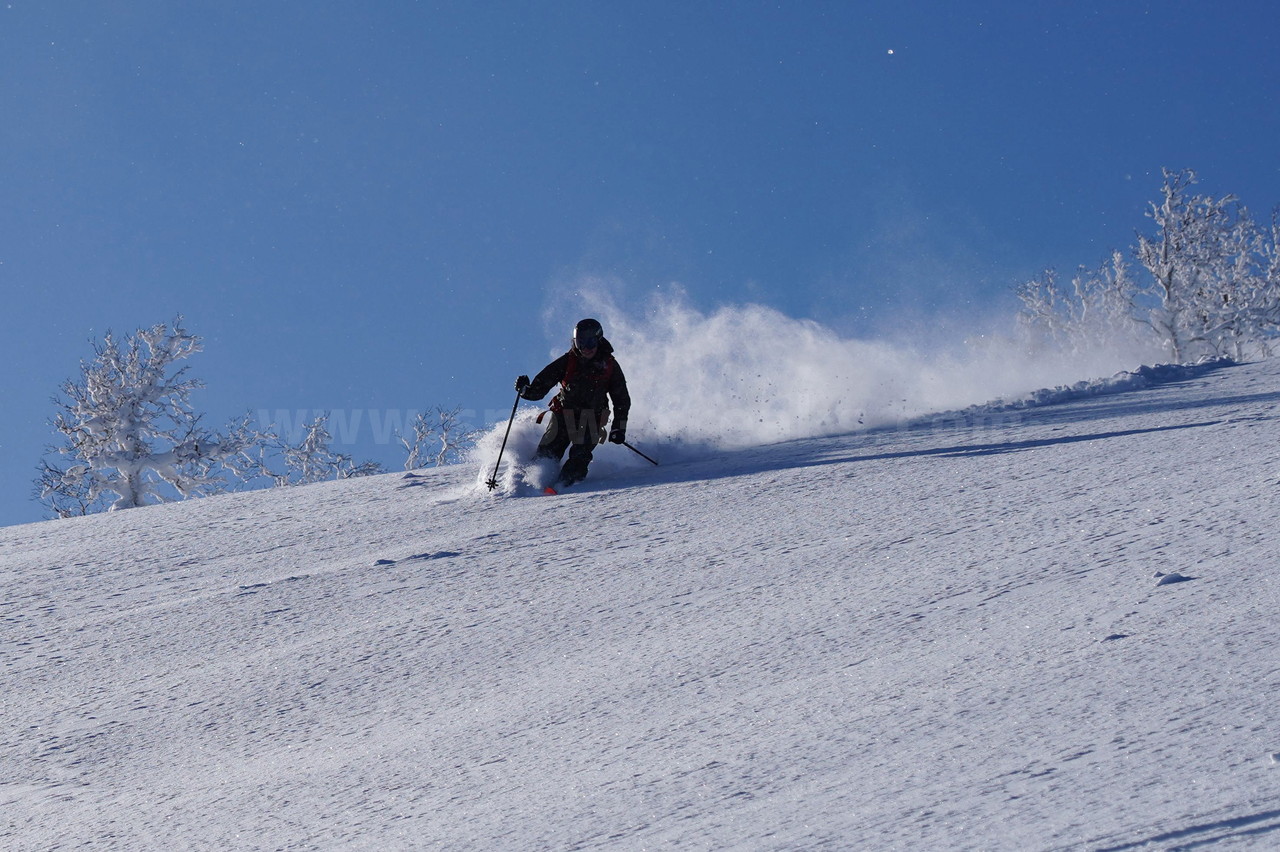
[573,318,604,351]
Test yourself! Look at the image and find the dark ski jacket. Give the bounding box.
[521,338,631,429]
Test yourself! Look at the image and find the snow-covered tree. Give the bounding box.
[1016,253,1146,355]
[1135,169,1250,360]
[398,412,435,471]
[1018,169,1280,362]
[37,318,255,517]
[1015,269,1072,349]
[1215,206,1280,358]
[279,414,383,483]
[1257,209,1280,355]
[239,413,384,486]
[398,406,480,470]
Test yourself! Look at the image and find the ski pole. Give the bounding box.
[622,440,659,466]
[486,390,521,491]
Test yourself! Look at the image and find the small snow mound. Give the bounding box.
[1154,571,1195,586]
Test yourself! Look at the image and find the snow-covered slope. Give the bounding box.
[4,359,1280,851]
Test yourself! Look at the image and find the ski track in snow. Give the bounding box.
[3,360,1280,850]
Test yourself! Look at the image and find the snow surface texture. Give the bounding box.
[4,358,1280,850]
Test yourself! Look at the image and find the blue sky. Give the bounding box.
[3,1,1279,526]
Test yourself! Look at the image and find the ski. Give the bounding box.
[543,477,582,495]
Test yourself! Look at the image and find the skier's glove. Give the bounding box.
[515,375,530,394]
[608,426,626,445]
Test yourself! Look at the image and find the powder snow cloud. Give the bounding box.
[545,278,1159,450]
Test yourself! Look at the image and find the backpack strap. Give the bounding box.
[560,353,615,394]
[562,350,577,386]
[536,354,616,435]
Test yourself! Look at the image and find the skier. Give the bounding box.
[516,318,631,488]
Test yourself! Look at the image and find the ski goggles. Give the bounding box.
[574,332,601,350]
